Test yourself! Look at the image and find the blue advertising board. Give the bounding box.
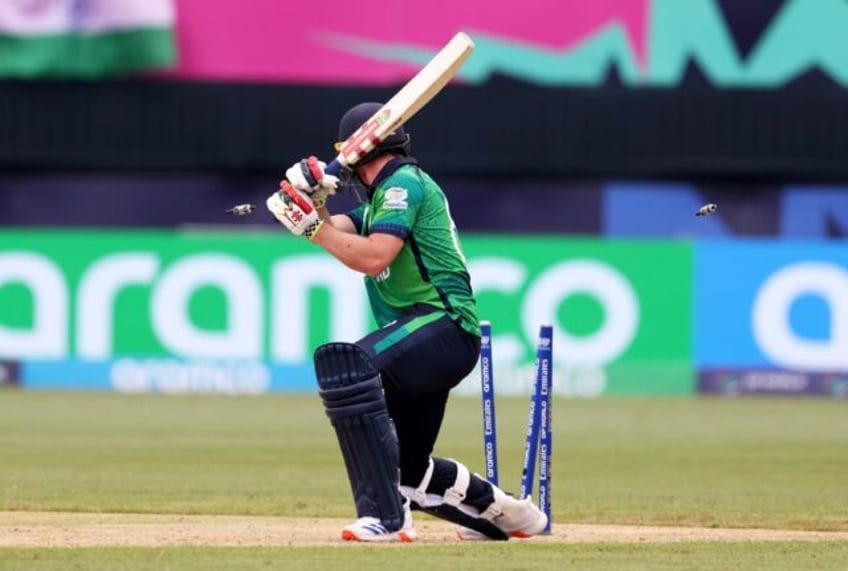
[695,241,848,371]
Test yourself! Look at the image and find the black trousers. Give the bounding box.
[356,306,480,487]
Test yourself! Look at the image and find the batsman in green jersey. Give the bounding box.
[267,102,547,543]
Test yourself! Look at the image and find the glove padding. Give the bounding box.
[266,181,324,240]
[285,156,339,207]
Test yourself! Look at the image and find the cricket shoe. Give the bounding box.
[456,489,548,540]
[498,496,548,538]
[341,502,417,543]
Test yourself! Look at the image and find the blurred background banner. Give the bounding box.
[162,0,648,85]
[1,1,847,396]
[0,0,176,78]
[2,229,844,396]
[698,369,848,397]
[1,0,848,178]
[0,359,20,387]
[695,241,848,372]
[4,176,848,238]
[161,0,846,88]
[1,230,691,395]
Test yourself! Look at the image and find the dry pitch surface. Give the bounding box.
[2,512,847,548]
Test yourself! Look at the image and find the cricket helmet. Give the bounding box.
[334,102,411,164]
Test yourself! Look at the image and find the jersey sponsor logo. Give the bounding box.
[382,187,408,210]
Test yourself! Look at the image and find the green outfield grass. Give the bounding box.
[1,390,846,569]
[2,542,848,571]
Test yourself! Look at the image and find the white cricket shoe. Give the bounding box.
[457,489,548,540]
[341,502,416,543]
[495,495,548,538]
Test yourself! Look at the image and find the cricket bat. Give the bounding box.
[324,32,475,176]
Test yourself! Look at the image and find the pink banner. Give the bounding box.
[168,0,647,84]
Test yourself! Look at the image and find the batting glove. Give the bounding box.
[266,181,324,240]
[285,156,339,208]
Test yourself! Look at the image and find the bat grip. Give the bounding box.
[324,158,343,177]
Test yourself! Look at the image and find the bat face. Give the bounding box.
[339,109,393,163]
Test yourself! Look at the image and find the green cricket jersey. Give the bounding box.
[347,158,480,337]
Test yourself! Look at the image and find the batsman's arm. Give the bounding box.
[328,214,358,234]
[310,224,403,276]
[311,202,357,234]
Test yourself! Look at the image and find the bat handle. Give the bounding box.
[324,157,345,177]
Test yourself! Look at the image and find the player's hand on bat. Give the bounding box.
[285,156,339,207]
[266,181,324,240]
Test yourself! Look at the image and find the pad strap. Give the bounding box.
[443,459,470,506]
[409,458,435,507]
[403,458,470,508]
